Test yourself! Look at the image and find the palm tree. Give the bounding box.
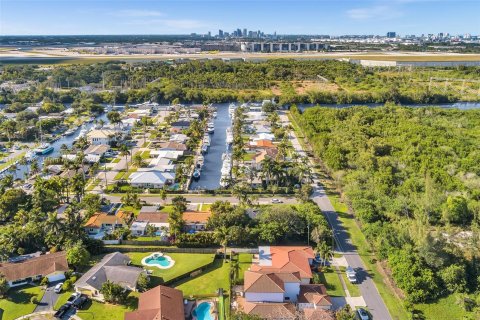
[230,259,240,285]
[119,144,131,173]
[316,241,333,266]
[45,211,63,242]
[8,164,17,180]
[214,226,230,260]
[30,160,39,176]
[140,116,150,145]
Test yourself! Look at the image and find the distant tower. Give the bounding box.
[387,32,396,38]
[219,29,224,38]
[243,28,247,37]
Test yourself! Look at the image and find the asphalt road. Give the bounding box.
[281,112,392,320]
[103,194,298,205]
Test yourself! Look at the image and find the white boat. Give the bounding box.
[34,143,54,155]
[213,112,217,118]
[64,128,76,136]
[201,144,209,154]
[207,126,214,134]
[226,127,233,145]
[203,136,210,146]
[24,151,38,162]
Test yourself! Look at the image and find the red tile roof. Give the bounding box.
[251,246,315,279]
[124,285,184,320]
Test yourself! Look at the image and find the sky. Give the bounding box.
[1,0,479,36]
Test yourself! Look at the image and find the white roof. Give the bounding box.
[131,221,148,231]
[87,129,116,139]
[253,133,275,141]
[149,150,183,160]
[129,171,174,184]
[169,134,188,143]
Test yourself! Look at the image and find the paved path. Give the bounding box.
[103,194,298,205]
[281,112,392,320]
[34,282,62,312]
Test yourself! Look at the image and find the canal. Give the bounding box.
[189,103,230,190]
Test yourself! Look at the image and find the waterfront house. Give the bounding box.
[129,170,175,189]
[84,211,131,239]
[74,252,144,302]
[87,129,117,145]
[124,285,185,320]
[169,134,188,144]
[170,120,191,131]
[0,251,69,287]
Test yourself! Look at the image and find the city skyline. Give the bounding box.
[1,0,479,36]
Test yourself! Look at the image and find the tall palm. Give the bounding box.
[30,160,39,176]
[141,116,150,145]
[119,144,131,173]
[214,226,230,260]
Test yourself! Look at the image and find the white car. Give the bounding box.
[54,283,63,293]
[271,198,283,204]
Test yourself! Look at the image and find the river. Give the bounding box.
[189,103,230,190]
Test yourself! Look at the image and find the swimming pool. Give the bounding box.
[141,252,175,269]
[192,302,214,320]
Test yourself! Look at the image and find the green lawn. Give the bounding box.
[339,266,361,297]
[141,150,151,159]
[126,252,215,285]
[54,290,73,310]
[317,267,345,297]
[159,205,175,213]
[198,203,212,211]
[236,254,253,284]
[415,293,478,320]
[121,205,141,216]
[76,294,138,320]
[175,258,230,296]
[0,285,44,320]
[242,153,256,161]
[112,157,121,163]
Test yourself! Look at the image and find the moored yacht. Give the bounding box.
[192,169,201,180]
[24,150,38,162]
[34,143,54,155]
[64,128,76,136]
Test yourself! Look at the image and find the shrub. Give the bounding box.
[40,277,49,286]
[31,296,38,304]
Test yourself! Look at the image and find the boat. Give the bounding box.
[34,143,54,155]
[203,136,210,146]
[213,112,217,118]
[192,169,201,180]
[64,128,76,136]
[207,126,214,134]
[201,144,209,154]
[24,151,38,162]
[226,127,233,145]
[228,103,236,117]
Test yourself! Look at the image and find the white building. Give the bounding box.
[87,129,117,145]
[129,170,175,189]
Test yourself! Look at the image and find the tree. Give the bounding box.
[100,280,129,304]
[107,111,121,128]
[172,195,187,213]
[132,153,144,168]
[81,193,102,216]
[66,243,91,267]
[0,273,9,298]
[159,188,167,204]
[119,144,131,173]
[214,226,230,260]
[295,184,313,203]
[136,273,149,292]
[442,196,472,226]
[440,264,467,293]
[140,116,151,145]
[2,120,17,143]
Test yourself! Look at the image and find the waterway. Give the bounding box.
[189,103,230,190]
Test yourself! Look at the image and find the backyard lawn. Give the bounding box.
[126,252,215,285]
[175,258,230,296]
[121,205,141,216]
[0,285,44,320]
[76,294,138,320]
[316,267,345,297]
[236,253,253,284]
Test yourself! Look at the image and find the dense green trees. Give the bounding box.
[292,105,480,303]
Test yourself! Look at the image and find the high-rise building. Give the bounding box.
[208,31,211,37]
[243,28,247,37]
[387,32,396,38]
[218,29,224,38]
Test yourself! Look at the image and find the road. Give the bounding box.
[281,112,392,320]
[103,194,298,205]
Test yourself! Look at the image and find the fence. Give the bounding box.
[103,245,219,254]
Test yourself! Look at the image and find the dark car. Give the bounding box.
[54,304,71,319]
[73,295,88,309]
[67,292,81,303]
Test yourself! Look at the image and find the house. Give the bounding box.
[170,120,191,130]
[254,124,272,134]
[84,211,131,238]
[74,252,144,302]
[84,144,110,157]
[137,212,170,230]
[302,308,335,320]
[297,284,332,310]
[158,142,188,152]
[252,133,275,142]
[252,149,279,170]
[251,139,275,149]
[129,170,175,189]
[244,270,302,302]
[149,150,183,160]
[124,285,185,320]
[130,221,149,236]
[87,129,117,145]
[238,298,296,320]
[169,134,188,144]
[0,252,68,287]
[250,246,315,283]
[182,211,211,232]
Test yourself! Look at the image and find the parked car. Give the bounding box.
[73,295,89,309]
[54,304,71,319]
[271,198,283,203]
[346,266,357,284]
[54,283,63,293]
[67,292,81,304]
[357,308,370,320]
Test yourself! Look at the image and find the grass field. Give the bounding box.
[0,285,44,320]
[415,293,478,319]
[175,258,230,296]
[316,268,345,297]
[126,252,215,285]
[236,253,253,284]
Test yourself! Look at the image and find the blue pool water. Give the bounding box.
[144,256,172,267]
[192,302,214,320]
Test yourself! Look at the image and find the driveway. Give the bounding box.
[280,112,392,320]
[34,281,62,312]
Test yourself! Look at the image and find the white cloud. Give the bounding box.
[347,5,404,20]
[112,9,164,17]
